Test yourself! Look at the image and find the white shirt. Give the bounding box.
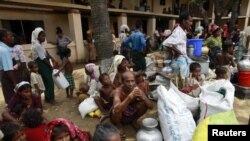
[30,72,45,93]
[31,43,46,60]
[162,26,187,55]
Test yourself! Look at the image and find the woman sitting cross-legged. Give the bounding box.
[1,81,42,124]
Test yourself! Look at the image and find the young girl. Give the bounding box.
[31,27,55,104]
[1,81,43,123]
[45,118,91,141]
[22,108,47,141]
[28,61,45,96]
[85,63,100,96]
[0,122,27,141]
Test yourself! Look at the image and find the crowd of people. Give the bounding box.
[0,8,250,141]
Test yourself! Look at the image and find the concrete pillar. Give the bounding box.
[195,20,201,28]
[211,3,215,24]
[147,16,156,37]
[244,0,250,29]
[68,9,85,63]
[117,13,127,34]
[169,19,176,30]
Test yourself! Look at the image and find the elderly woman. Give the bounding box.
[85,63,100,96]
[108,55,130,88]
[1,81,42,123]
[31,27,55,104]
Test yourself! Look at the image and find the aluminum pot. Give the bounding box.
[238,55,250,71]
[136,118,163,141]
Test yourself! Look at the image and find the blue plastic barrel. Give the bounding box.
[187,39,203,57]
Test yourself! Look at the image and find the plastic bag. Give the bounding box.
[157,85,196,141]
[198,80,235,123]
[78,97,98,119]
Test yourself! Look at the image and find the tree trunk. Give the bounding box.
[197,2,209,28]
[228,0,240,39]
[90,0,113,60]
[213,0,223,25]
[213,0,234,25]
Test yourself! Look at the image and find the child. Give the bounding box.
[55,48,75,98]
[93,123,120,141]
[0,122,27,141]
[75,82,90,103]
[28,61,45,96]
[135,72,149,94]
[45,118,91,141]
[215,66,228,80]
[94,73,115,122]
[22,108,47,141]
[216,40,236,80]
[180,62,204,97]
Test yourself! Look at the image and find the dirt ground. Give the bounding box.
[0,66,249,140]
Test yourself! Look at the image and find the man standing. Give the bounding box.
[111,71,153,139]
[124,21,146,71]
[0,29,17,103]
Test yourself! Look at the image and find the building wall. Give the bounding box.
[0,9,70,43]
[41,0,71,3]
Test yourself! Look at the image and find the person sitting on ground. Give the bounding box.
[135,72,149,94]
[216,39,236,80]
[93,123,121,141]
[94,73,115,122]
[215,66,228,80]
[55,48,75,98]
[0,122,27,141]
[22,108,47,141]
[1,81,42,124]
[28,61,45,97]
[85,63,101,96]
[75,82,90,103]
[56,27,72,60]
[180,62,205,97]
[108,55,130,88]
[45,118,91,141]
[111,71,153,140]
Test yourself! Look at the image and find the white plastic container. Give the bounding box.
[52,69,69,89]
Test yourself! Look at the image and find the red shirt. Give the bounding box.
[24,124,47,141]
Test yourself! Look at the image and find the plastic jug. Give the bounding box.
[52,69,69,89]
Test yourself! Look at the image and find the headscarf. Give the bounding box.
[31,27,46,45]
[14,81,31,93]
[85,63,100,81]
[45,118,91,141]
[108,55,125,82]
[31,27,47,60]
